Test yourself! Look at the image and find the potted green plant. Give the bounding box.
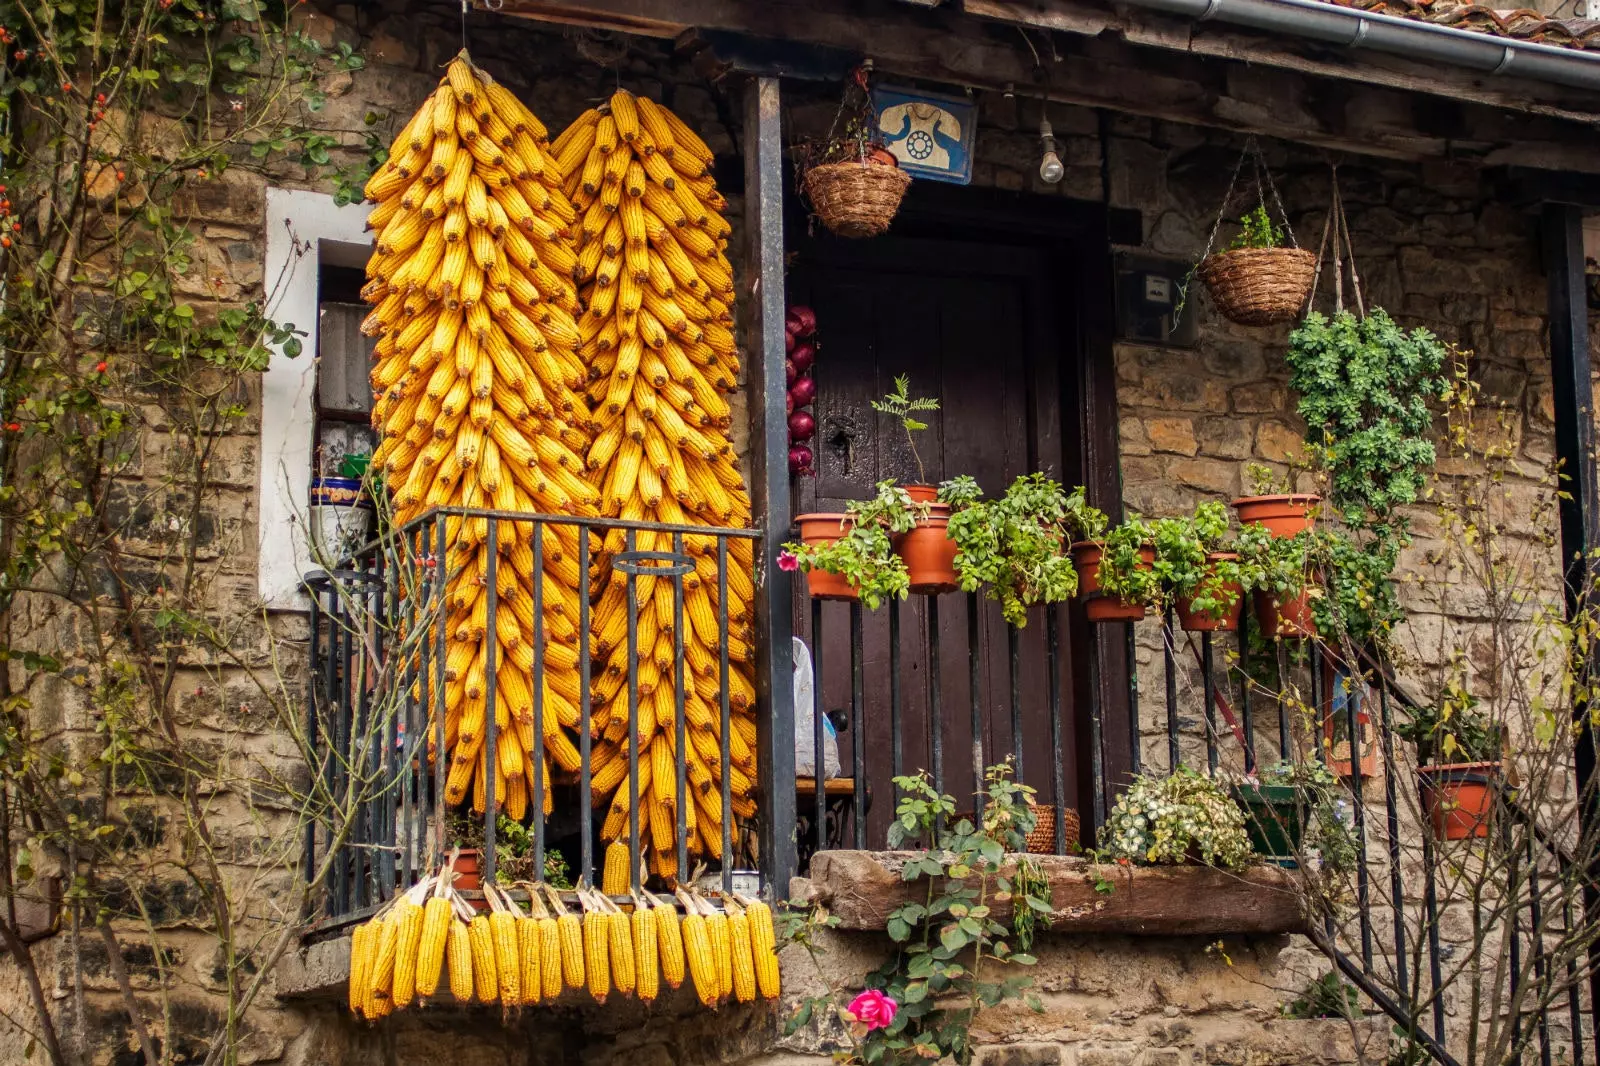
[1150,502,1244,632]
[1394,680,1502,841]
[1231,462,1320,539]
[1285,307,1448,529]
[871,375,940,500]
[1231,759,1355,871]
[1099,767,1254,869]
[1195,202,1317,327]
[1235,524,1316,638]
[1073,516,1158,623]
[942,473,1101,628]
[785,480,920,608]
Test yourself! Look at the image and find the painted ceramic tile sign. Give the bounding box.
[872,86,976,185]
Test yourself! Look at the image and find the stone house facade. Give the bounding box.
[2,1,1598,1065]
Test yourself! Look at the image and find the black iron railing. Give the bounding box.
[303,509,759,924]
[797,583,1597,1066]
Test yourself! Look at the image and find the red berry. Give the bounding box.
[115,171,125,181]
[60,81,71,92]
[95,361,108,373]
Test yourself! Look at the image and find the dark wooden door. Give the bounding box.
[788,235,1082,845]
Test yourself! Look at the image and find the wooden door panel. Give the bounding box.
[789,235,1082,848]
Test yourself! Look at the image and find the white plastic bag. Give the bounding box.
[792,637,841,779]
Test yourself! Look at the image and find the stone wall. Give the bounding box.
[0,2,1584,1065]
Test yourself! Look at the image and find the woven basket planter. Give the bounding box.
[958,804,1081,855]
[1196,247,1316,326]
[803,161,911,238]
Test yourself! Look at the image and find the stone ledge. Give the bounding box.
[795,851,1309,937]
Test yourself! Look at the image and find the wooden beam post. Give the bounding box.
[744,74,798,900]
[1542,200,1600,1021]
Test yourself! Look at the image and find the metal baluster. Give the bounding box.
[304,577,322,888]
[1239,614,1254,774]
[433,518,448,873]
[719,537,733,893]
[890,597,903,806]
[1379,684,1410,997]
[329,575,349,916]
[378,553,397,899]
[626,529,641,895]
[483,522,499,886]
[1088,629,1106,830]
[673,531,689,882]
[1047,608,1066,854]
[1421,823,1447,1042]
[812,596,825,859]
[1165,608,1180,771]
[578,527,593,885]
[968,593,983,805]
[851,600,866,851]
[1009,623,1023,784]
[1203,631,1218,774]
[532,523,546,875]
[928,596,944,831]
[1347,677,1372,970]
[1528,834,1552,1066]
[1126,622,1140,777]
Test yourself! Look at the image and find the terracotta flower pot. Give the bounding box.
[897,503,958,593]
[1174,552,1243,632]
[794,513,858,601]
[1231,494,1320,538]
[1418,761,1500,840]
[1254,588,1316,638]
[1071,540,1153,623]
[450,848,488,909]
[902,484,939,504]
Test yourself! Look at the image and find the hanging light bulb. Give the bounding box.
[1038,115,1063,185]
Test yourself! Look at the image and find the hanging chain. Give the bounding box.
[1195,135,1253,272]
[1305,163,1366,318]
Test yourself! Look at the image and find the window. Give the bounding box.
[258,187,373,609]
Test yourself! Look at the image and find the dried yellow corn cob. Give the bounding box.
[364,912,400,1020]
[632,902,659,1002]
[655,895,686,990]
[389,896,425,1009]
[347,918,376,1014]
[582,901,611,1003]
[601,840,631,897]
[469,913,500,1003]
[728,907,756,1003]
[518,915,542,1005]
[742,897,781,999]
[489,905,521,1005]
[447,917,474,1000]
[608,908,636,996]
[416,895,453,998]
[706,906,733,1002]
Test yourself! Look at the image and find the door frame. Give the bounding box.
[780,180,1141,836]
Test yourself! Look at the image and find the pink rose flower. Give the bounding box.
[846,989,897,1031]
[777,549,800,572]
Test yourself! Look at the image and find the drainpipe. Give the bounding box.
[1116,0,1600,92]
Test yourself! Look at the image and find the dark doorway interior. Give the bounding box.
[784,186,1125,849]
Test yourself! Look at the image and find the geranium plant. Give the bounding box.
[942,473,1104,627]
[1088,516,1161,609]
[872,375,940,485]
[781,763,1046,1066]
[1099,767,1254,869]
[1148,501,1243,621]
[782,480,926,609]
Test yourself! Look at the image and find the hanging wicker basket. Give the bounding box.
[803,161,911,239]
[1196,246,1317,327]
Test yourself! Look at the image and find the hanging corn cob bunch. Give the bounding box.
[556,89,759,881]
[362,52,602,819]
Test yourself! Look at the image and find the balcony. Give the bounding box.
[297,511,1595,1066]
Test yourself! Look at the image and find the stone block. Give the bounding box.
[976,1043,1065,1066]
[1146,418,1198,457]
[1254,422,1305,464]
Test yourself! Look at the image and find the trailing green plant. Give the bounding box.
[1286,308,1449,527]
[1227,204,1283,251]
[941,473,1104,628]
[1099,767,1253,869]
[1393,666,1501,765]
[784,480,926,609]
[1282,970,1361,1020]
[872,374,941,485]
[1011,855,1052,952]
[781,763,1044,1066]
[1149,501,1242,621]
[1090,516,1161,609]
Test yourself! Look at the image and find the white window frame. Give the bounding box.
[259,187,373,610]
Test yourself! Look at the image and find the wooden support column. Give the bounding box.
[744,74,797,899]
[1543,200,1600,1019]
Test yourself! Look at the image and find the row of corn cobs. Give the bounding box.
[360,52,757,877]
[348,855,780,1018]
